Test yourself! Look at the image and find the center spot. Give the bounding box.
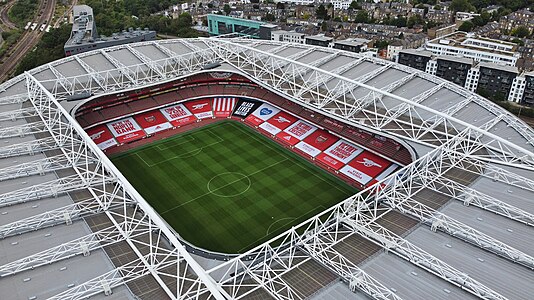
[207,172,251,197]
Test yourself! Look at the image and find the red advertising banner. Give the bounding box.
[347,151,392,178]
[160,104,197,127]
[316,153,344,170]
[184,99,213,119]
[107,117,146,143]
[266,111,298,130]
[87,125,117,150]
[301,130,338,151]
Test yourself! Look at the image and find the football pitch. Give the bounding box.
[111,121,358,254]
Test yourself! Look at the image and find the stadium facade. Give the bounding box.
[0,37,533,300]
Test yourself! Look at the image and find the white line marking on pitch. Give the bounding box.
[160,158,289,215]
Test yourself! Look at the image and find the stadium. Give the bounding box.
[0,38,532,300]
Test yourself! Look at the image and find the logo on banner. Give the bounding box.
[274,116,291,123]
[145,116,156,123]
[358,158,382,168]
[192,103,208,110]
[90,130,104,140]
[315,135,328,143]
[235,102,255,116]
[260,108,273,116]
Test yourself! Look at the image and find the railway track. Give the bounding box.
[0,0,18,30]
[0,0,56,83]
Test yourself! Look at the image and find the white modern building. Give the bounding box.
[271,30,306,44]
[424,32,520,67]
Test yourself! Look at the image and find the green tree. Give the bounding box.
[223,4,231,16]
[449,0,475,12]
[458,20,474,32]
[354,10,369,23]
[349,0,362,9]
[263,13,275,21]
[316,4,329,20]
[15,25,72,75]
[321,21,328,31]
[511,26,530,38]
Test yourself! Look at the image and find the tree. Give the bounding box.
[458,20,474,32]
[354,10,369,23]
[223,4,231,16]
[263,13,275,21]
[349,0,361,10]
[511,26,530,38]
[407,15,424,28]
[449,0,475,12]
[321,21,328,31]
[316,4,329,20]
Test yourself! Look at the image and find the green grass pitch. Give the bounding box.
[111,121,358,254]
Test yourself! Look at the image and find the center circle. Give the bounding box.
[207,172,251,197]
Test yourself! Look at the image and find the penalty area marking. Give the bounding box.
[137,129,224,167]
[207,172,252,197]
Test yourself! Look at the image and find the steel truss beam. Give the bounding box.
[48,63,74,95]
[296,57,366,97]
[209,125,533,298]
[0,174,111,208]
[340,218,507,300]
[0,153,95,182]
[369,136,534,269]
[125,44,165,78]
[73,56,106,90]
[47,256,154,300]
[0,136,64,158]
[0,223,137,277]
[298,224,403,300]
[99,49,138,84]
[0,107,37,122]
[422,170,534,226]
[377,82,446,128]
[204,39,534,169]
[0,121,46,139]
[0,197,128,239]
[24,72,227,299]
[0,39,529,299]
[0,93,28,105]
[448,156,534,192]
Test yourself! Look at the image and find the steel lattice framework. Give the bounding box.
[0,38,532,300]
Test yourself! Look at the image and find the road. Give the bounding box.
[0,0,18,30]
[0,0,56,83]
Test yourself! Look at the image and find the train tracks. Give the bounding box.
[0,0,56,83]
[0,0,18,30]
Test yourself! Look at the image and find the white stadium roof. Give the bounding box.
[0,38,533,300]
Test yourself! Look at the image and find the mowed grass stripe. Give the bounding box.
[111,120,358,253]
